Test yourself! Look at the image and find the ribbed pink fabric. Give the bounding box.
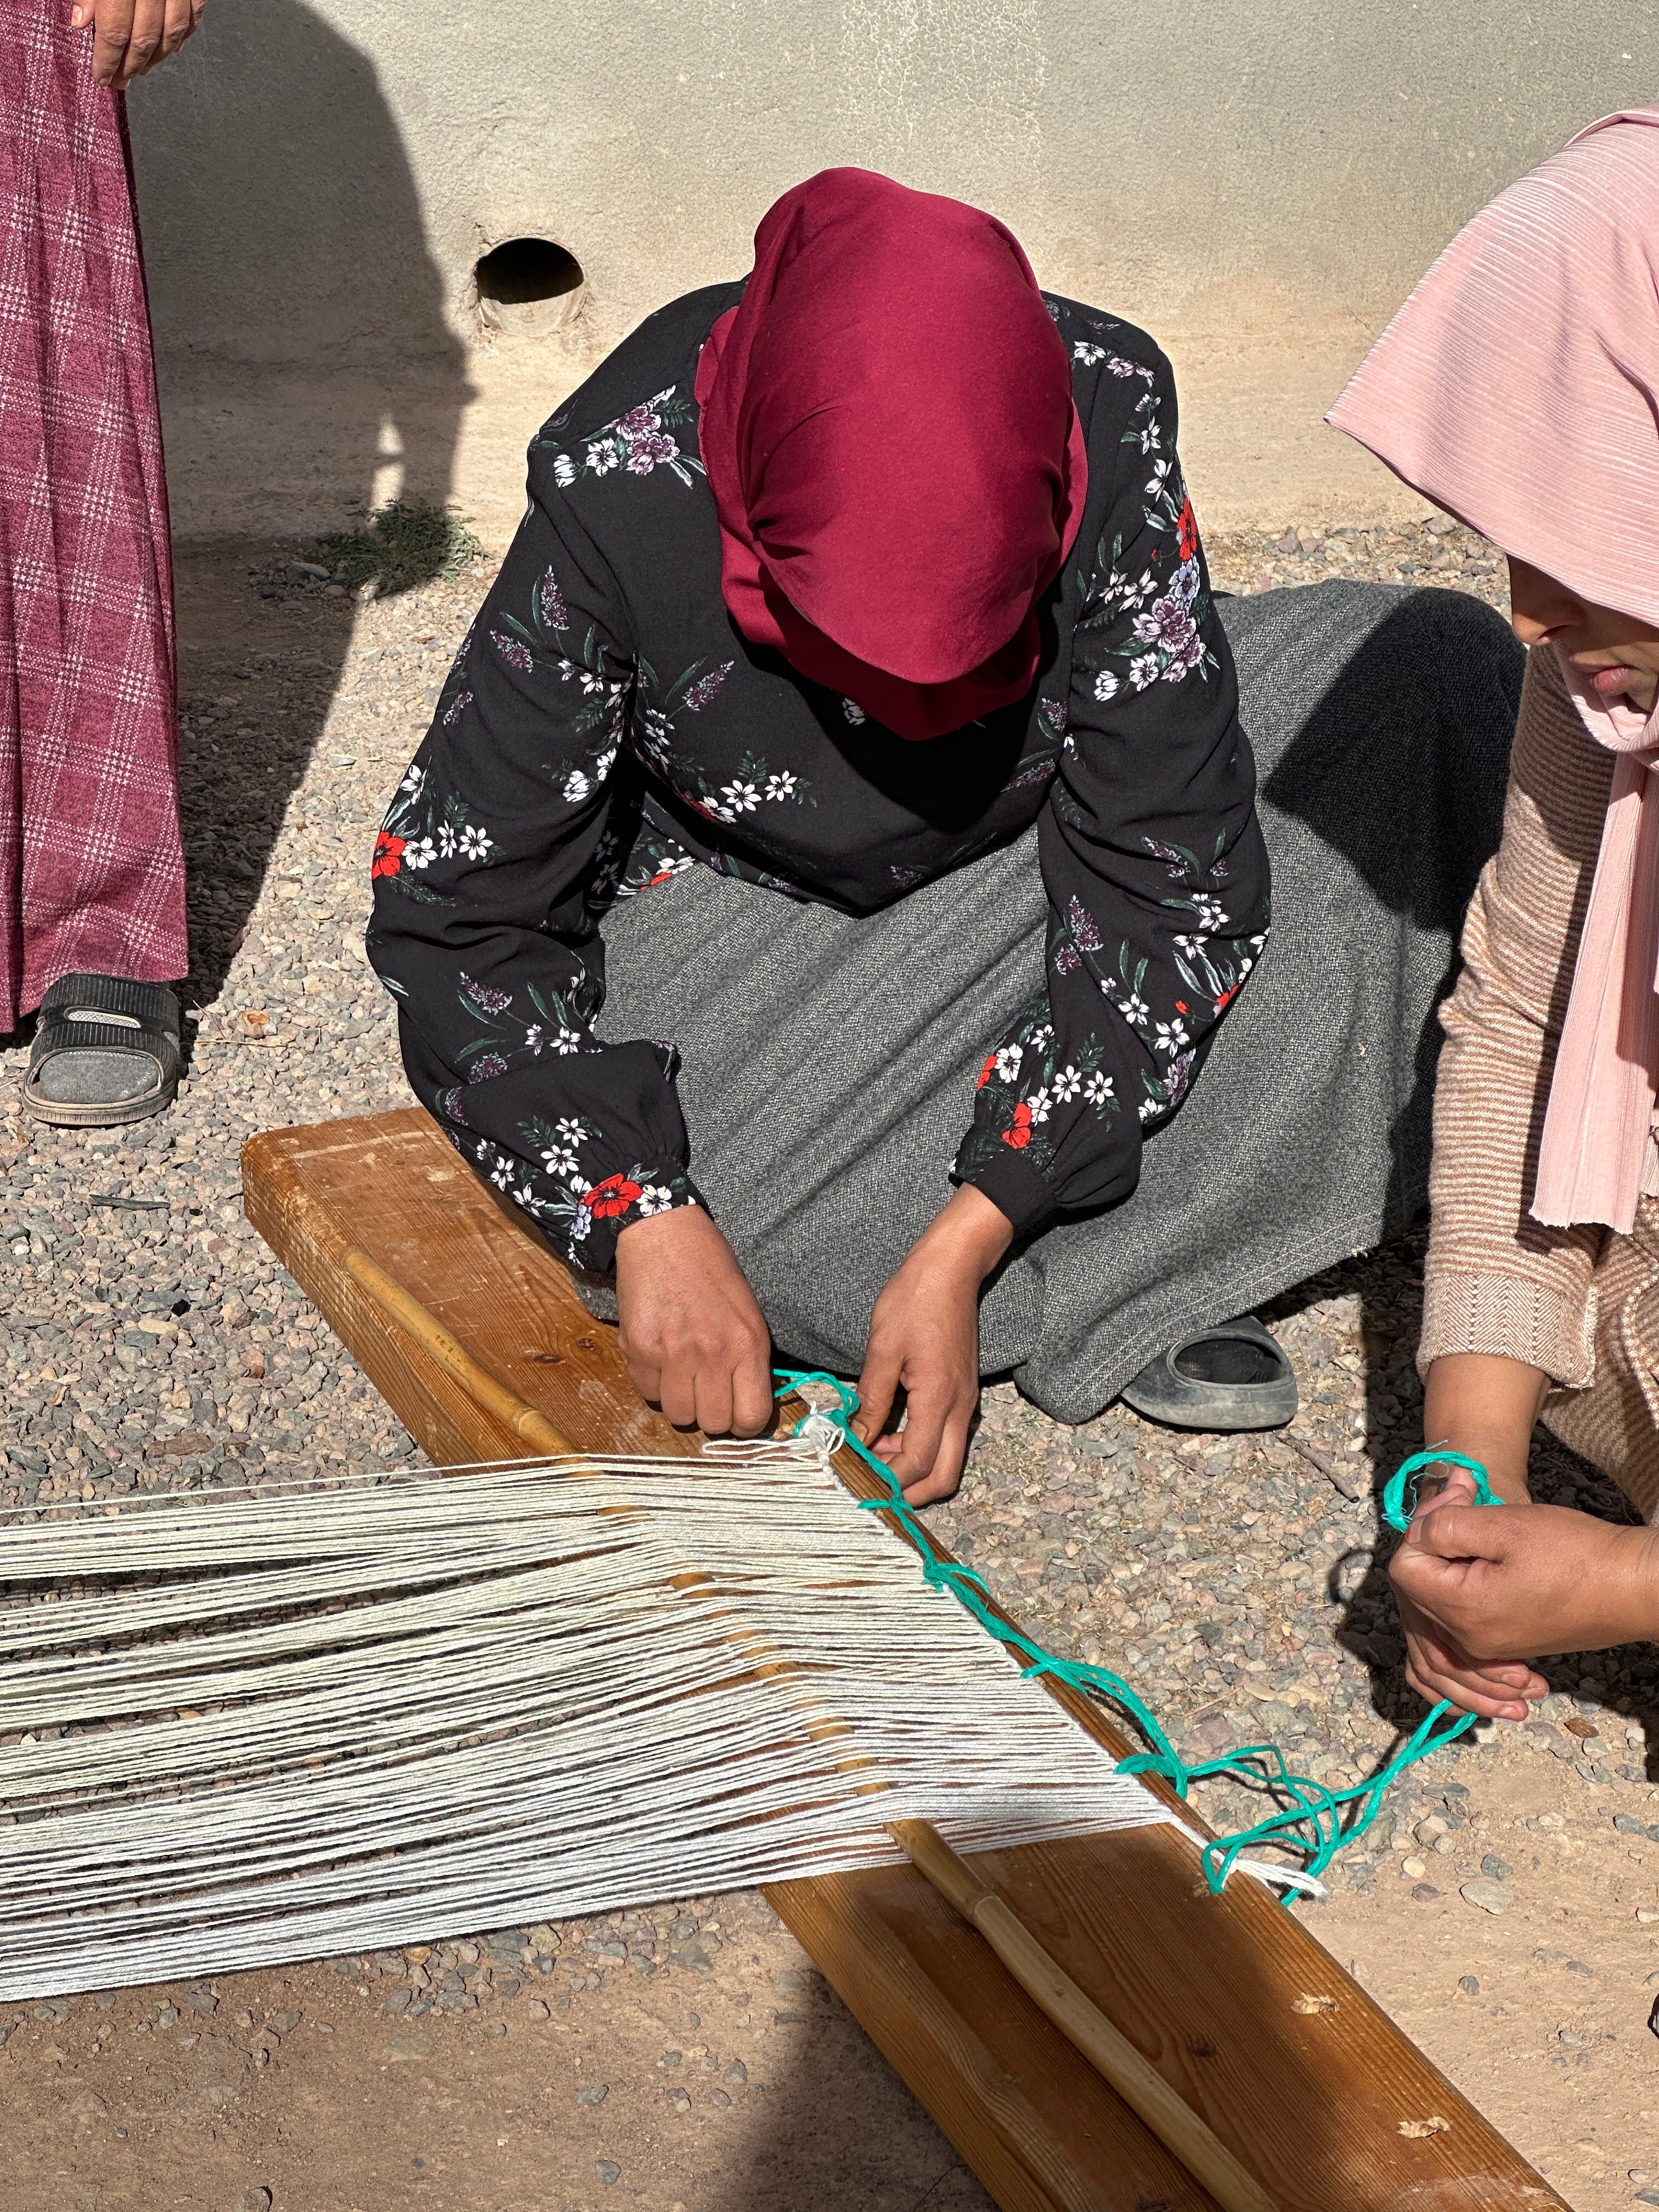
[1328,110,1659,1235]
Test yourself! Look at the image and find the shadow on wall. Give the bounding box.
[122,0,475,1005]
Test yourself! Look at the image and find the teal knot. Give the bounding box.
[1383,1449,1498,1533]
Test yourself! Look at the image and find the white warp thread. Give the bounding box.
[0,1437,1173,1999]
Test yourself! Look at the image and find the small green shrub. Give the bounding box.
[314,499,488,599]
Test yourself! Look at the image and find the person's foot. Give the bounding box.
[1119,1314,1298,1431]
[20,973,183,1128]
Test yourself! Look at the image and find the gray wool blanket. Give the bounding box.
[590,582,1523,1422]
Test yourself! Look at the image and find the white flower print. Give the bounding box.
[1030,1024,1054,1053]
[842,697,867,726]
[1093,670,1120,703]
[554,1026,581,1054]
[1073,341,1106,366]
[555,1116,588,1141]
[552,453,577,487]
[399,765,424,796]
[1026,1087,1053,1125]
[459,824,494,860]
[764,771,798,801]
[563,769,592,805]
[995,1043,1023,1082]
[1194,895,1230,930]
[1138,1096,1161,1123]
[1153,1018,1190,1056]
[595,746,618,781]
[1051,1065,1082,1102]
[540,1141,578,1175]
[524,1024,544,1055]
[1144,455,1173,498]
[1117,991,1149,1023]
[1128,653,1161,691]
[402,835,436,871]
[1138,417,1163,455]
[437,822,457,859]
[1084,1070,1115,1106]
[721,780,760,813]
[1173,933,1205,955]
[636,1184,675,1217]
[488,1158,512,1189]
[586,441,618,475]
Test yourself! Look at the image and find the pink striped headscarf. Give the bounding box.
[1329,111,1659,1237]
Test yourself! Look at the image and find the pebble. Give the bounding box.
[576,2083,608,2104]
[1459,1880,1514,1916]
[595,2160,621,2186]
[1400,1857,1427,1881]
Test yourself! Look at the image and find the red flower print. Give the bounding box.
[1215,985,1238,1012]
[1002,1102,1033,1150]
[372,832,405,879]
[976,1051,998,1092]
[588,1173,644,1220]
[1177,498,1198,562]
[1175,999,1188,1014]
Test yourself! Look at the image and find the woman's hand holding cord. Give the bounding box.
[1388,1352,1550,1717]
[854,1184,1014,1506]
[614,1204,775,1438]
[1390,1468,1659,1719]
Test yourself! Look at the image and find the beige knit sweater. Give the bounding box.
[1420,644,1614,1386]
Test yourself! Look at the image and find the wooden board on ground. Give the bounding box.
[244,1108,1562,2212]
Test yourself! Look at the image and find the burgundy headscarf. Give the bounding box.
[695,168,1088,741]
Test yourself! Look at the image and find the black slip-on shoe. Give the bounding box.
[1119,1313,1299,1432]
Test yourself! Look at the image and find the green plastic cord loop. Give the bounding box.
[1383,1449,1498,1533]
[775,1367,1485,1901]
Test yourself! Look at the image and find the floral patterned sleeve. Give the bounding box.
[956,345,1270,1237]
[365,486,702,1276]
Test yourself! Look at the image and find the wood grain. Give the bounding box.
[243,1108,1565,2212]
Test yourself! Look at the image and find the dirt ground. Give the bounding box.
[4,1901,994,2212]
[5,528,1659,2212]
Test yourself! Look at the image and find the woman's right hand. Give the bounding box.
[73,0,208,86]
[614,1203,775,1437]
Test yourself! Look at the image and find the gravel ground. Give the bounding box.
[4,518,1659,2207]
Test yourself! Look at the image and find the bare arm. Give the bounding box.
[1419,1352,1549,1504]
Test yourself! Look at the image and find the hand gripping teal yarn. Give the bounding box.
[1382,1448,1498,1532]
[775,1369,1489,1900]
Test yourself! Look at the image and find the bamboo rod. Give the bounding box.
[340,1242,1278,2212]
[892,1817,1279,2212]
[341,1245,573,1457]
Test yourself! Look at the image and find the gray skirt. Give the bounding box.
[591,583,1522,1423]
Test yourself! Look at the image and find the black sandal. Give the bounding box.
[20,973,183,1128]
[1119,1313,1299,1432]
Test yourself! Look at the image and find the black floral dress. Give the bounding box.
[367,283,1271,1276]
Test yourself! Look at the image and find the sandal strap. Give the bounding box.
[38,972,181,1035]
[31,974,183,1082]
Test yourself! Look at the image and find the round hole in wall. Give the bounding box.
[474,238,584,309]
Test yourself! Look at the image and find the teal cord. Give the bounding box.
[775,1368,1483,1899]
[1382,1448,1498,1532]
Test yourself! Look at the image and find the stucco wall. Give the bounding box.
[125,1,1659,537]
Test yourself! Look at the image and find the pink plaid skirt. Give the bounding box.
[0,2,185,1031]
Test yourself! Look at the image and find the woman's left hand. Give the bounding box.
[854,1186,1012,1504]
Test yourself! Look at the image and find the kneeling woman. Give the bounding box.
[1331,112,1659,1712]
[369,170,1516,1499]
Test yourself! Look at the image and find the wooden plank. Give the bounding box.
[243,1108,1565,2212]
